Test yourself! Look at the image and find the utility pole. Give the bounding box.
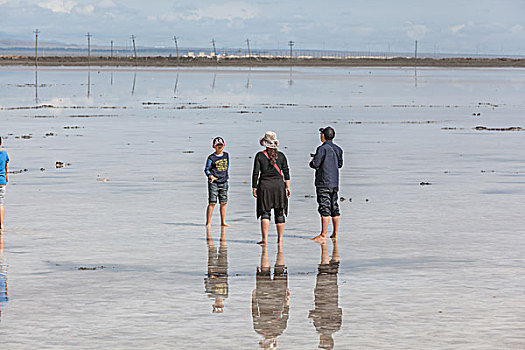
[111,40,113,58]
[414,40,418,59]
[288,40,294,58]
[86,32,92,65]
[131,35,137,64]
[211,38,217,57]
[34,29,40,67]
[173,36,179,61]
[246,38,251,58]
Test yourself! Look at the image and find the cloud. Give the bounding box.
[0,0,7,5]
[280,23,290,34]
[404,23,429,40]
[158,2,257,24]
[76,4,94,15]
[448,24,466,35]
[98,0,116,8]
[38,0,76,13]
[511,24,524,35]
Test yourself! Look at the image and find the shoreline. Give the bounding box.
[1,56,525,68]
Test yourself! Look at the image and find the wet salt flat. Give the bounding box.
[0,66,524,349]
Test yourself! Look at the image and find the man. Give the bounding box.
[309,127,343,242]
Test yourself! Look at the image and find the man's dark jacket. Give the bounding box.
[309,140,343,188]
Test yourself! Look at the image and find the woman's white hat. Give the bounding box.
[259,131,279,149]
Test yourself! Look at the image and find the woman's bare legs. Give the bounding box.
[276,223,285,246]
[257,219,270,245]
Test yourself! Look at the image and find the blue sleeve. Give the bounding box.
[226,153,230,170]
[309,146,325,169]
[204,158,212,176]
[338,148,343,168]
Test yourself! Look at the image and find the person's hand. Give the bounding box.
[209,175,218,183]
[252,188,257,198]
[286,187,291,198]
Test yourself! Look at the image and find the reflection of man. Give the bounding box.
[309,239,342,350]
[204,227,228,313]
[0,231,7,321]
[252,244,290,349]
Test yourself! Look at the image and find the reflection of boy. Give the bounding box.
[204,137,230,227]
[204,240,228,313]
[0,232,7,320]
[0,137,9,229]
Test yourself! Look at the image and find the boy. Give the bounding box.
[205,137,230,227]
[0,137,9,230]
[309,127,343,242]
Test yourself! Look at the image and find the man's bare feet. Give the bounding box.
[257,240,267,246]
[330,233,338,239]
[206,223,211,228]
[311,234,327,243]
[221,223,231,227]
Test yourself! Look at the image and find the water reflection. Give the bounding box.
[308,239,342,349]
[87,70,91,99]
[131,70,137,96]
[252,244,290,349]
[211,73,217,90]
[288,67,294,86]
[34,68,39,103]
[246,67,252,89]
[173,72,179,96]
[204,227,228,313]
[0,231,7,322]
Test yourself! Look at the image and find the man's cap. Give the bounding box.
[319,126,335,140]
[213,137,225,146]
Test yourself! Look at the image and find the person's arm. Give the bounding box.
[5,153,8,183]
[281,154,291,197]
[204,157,212,177]
[338,148,343,168]
[252,153,260,197]
[309,146,325,169]
[205,157,218,182]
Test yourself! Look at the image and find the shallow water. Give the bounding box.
[0,66,524,349]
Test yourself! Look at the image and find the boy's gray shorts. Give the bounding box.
[0,185,5,206]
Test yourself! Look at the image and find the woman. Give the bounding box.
[252,131,291,245]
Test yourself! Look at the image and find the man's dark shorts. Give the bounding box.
[316,187,340,217]
[208,181,228,204]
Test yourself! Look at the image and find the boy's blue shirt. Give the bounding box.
[0,151,9,185]
[204,152,229,184]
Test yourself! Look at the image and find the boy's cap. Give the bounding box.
[213,137,225,146]
[319,126,335,140]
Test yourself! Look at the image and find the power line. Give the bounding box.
[33,29,40,67]
[173,36,179,61]
[86,32,92,65]
[131,34,137,64]
[211,38,217,57]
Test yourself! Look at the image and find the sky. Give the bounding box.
[0,0,524,54]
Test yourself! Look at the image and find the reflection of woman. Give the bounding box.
[252,131,291,245]
[308,240,342,350]
[252,245,290,349]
